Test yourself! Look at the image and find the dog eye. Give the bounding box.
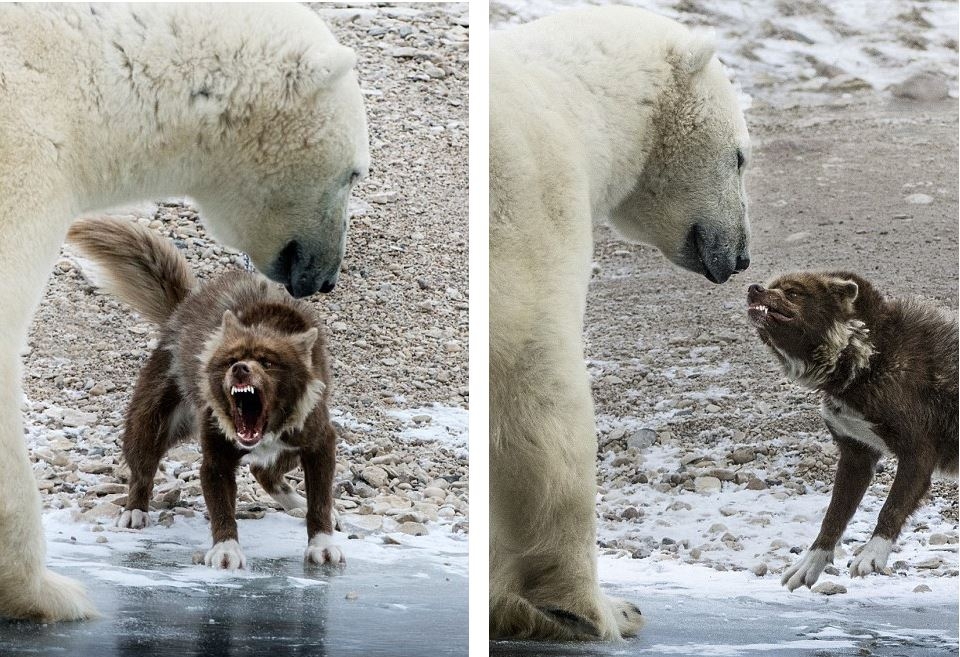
[261,360,272,369]
[736,149,745,170]
[785,289,802,299]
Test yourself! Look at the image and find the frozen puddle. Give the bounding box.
[0,510,467,656]
[491,588,958,656]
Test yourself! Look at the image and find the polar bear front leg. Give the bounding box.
[490,344,642,640]
[0,359,99,621]
[0,214,98,621]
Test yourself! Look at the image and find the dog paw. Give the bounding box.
[610,597,644,637]
[204,539,247,570]
[116,508,150,529]
[781,548,832,591]
[304,533,345,566]
[849,536,892,578]
[268,488,308,513]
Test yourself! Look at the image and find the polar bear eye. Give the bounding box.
[736,149,745,171]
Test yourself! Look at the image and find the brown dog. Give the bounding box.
[69,217,342,569]
[747,271,957,590]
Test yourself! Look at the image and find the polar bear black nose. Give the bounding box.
[736,254,751,271]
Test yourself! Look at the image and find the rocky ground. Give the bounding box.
[587,96,959,591]
[23,3,468,556]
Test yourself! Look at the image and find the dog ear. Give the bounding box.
[291,327,319,363]
[831,279,859,302]
[221,310,244,338]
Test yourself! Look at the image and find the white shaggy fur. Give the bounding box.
[490,7,749,640]
[205,539,247,571]
[0,4,367,620]
[849,536,893,578]
[781,548,833,592]
[304,532,345,565]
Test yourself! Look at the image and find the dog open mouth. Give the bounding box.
[748,303,793,324]
[230,384,267,447]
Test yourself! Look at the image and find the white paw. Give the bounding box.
[304,533,345,566]
[269,488,308,512]
[849,536,892,577]
[204,539,247,570]
[117,508,150,529]
[781,548,832,591]
[609,596,644,637]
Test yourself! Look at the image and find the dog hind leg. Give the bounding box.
[119,351,187,529]
[251,451,307,512]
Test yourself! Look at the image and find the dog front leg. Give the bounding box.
[199,420,245,569]
[850,450,936,577]
[782,435,879,591]
[301,415,342,565]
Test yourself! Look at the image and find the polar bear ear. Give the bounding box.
[684,30,717,75]
[279,44,357,99]
[302,45,358,91]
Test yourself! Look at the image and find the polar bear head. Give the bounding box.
[184,7,370,298]
[609,35,750,284]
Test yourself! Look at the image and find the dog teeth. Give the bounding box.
[231,385,255,395]
[750,304,768,314]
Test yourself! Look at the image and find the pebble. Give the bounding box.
[889,71,950,101]
[730,448,756,465]
[746,478,768,491]
[905,193,934,205]
[361,466,390,488]
[398,522,429,536]
[422,486,446,500]
[751,563,768,577]
[915,557,943,569]
[61,408,99,428]
[812,581,847,595]
[913,584,932,593]
[694,476,721,493]
[626,429,656,450]
[929,533,956,545]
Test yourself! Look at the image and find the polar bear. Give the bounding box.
[490,7,750,640]
[0,4,368,621]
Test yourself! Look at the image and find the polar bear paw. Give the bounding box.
[116,508,150,529]
[304,533,345,566]
[10,570,100,622]
[849,536,892,578]
[782,548,832,591]
[610,596,644,637]
[204,539,247,570]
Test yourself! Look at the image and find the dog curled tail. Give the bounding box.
[67,217,197,324]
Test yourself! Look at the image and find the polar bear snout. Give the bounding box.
[268,239,342,298]
[686,224,750,284]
